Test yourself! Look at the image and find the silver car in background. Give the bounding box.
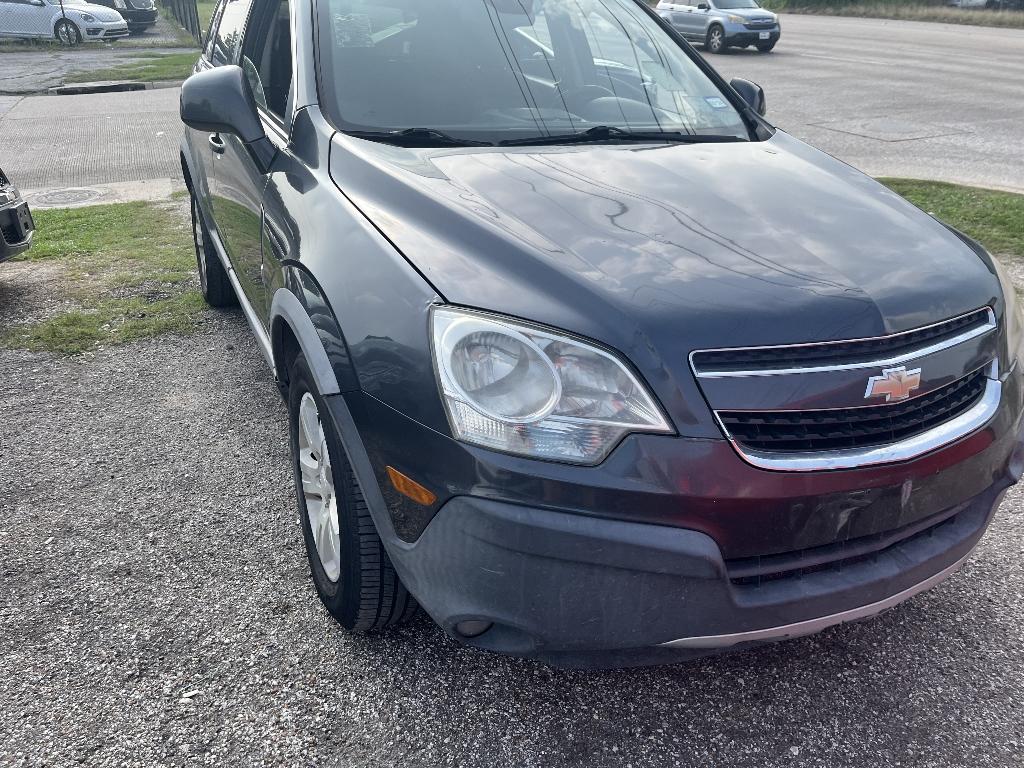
[656,0,780,53]
[0,0,128,44]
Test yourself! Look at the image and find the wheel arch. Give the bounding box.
[270,268,360,400]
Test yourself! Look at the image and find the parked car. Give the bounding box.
[0,0,128,43]
[657,0,780,53]
[88,0,156,34]
[179,0,1023,668]
[0,168,35,263]
[950,0,1024,8]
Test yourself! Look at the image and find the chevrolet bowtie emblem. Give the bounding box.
[864,366,922,402]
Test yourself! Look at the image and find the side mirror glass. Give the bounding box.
[697,3,710,9]
[180,65,276,173]
[729,77,766,117]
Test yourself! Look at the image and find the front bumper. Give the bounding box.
[395,475,1012,667]
[338,365,1023,667]
[0,191,35,263]
[83,21,130,39]
[122,8,157,28]
[724,24,780,46]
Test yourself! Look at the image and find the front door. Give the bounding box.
[211,131,271,317]
[1,0,45,36]
[210,0,293,323]
[665,1,700,38]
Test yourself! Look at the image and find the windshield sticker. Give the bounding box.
[333,13,373,48]
[704,96,729,110]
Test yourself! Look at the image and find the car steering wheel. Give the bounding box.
[559,84,617,109]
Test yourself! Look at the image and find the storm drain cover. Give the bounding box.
[30,187,106,207]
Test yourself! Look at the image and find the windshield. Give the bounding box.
[316,0,750,144]
[714,0,761,9]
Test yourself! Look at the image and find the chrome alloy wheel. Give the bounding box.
[298,392,341,582]
[55,20,79,45]
[708,27,724,52]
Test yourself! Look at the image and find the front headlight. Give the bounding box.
[727,13,745,22]
[431,307,673,464]
[78,12,96,21]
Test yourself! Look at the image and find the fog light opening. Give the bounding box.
[455,620,493,638]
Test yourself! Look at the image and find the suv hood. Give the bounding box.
[721,7,776,20]
[329,131,999,430]
[64,2,124,20]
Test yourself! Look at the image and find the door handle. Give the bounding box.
[209,133,225,154]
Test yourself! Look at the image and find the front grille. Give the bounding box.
[0,217,22,246]
[744,19,775,27]
[692,308,992,374]
[719,367,987,453]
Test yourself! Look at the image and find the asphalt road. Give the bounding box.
[2,256,1024,767]
[710,15,1024,192]
[0,15,1022,193]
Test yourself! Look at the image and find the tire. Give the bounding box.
[190,192,236,308]
[54,19,81,46]
[705,24,727,54]
[756,40,776,52]
[288,352,418,631]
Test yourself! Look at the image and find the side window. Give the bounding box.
[202,0,227,60]
[210,0,255,67]
[241,0,293,124]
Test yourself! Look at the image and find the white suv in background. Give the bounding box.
[0,0,128,44]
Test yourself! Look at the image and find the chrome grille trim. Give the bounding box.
[691,307,996,379]
[718,363,1001,472]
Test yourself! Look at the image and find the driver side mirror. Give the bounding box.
[180,65,276,174]
[729,77,766,117]
[697,3,710,9]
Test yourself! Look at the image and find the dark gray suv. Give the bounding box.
[180,0,1024,668]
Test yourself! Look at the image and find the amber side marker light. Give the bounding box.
[386,466,437,506]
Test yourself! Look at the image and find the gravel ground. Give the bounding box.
[2,282,1024,765]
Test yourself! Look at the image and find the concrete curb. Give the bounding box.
[48,81,147,95]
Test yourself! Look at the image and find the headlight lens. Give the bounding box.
[727,13,744,22]
[432,308,673,464]
[79,12,96,20]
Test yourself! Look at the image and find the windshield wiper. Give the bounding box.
[346,127,494,148]
[500,126,746,147]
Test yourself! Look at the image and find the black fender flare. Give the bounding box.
[269,266,359,396]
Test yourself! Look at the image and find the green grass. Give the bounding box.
[3,201,205,355]
[880,179,1024,258]
[196,0,216,32]
[63,52,198,84]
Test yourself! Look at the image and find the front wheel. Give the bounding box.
[190,192,236,307]
[705,25,727,54]
[54,19,81,46]
[288,352,418,631]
